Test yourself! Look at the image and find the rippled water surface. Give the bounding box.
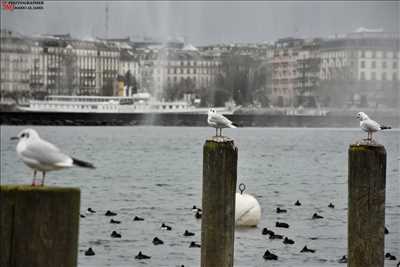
[1,126,399,267]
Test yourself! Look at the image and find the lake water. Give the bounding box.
[1,126,399,267]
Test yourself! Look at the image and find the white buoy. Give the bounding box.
[235,192,261,227]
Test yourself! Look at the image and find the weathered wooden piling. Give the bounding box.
[201,136,238,267]
[348,141,386,267]
[0,185,80,267]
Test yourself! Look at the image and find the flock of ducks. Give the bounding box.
[81,205,203,264]
[260,199,397,264]
[263,200,399,265]
[79,199,398,265]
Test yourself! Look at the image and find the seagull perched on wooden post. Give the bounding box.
[207,108,239,136]
[356,112,391,141]
[11,128,95,186]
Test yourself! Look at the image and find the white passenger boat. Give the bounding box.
[17,93,234,114]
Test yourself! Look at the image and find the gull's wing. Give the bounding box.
[361,119,381,132]
[209,113,232,126]
[21,139,72,166]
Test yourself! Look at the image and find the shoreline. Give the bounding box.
[1,111,399,128]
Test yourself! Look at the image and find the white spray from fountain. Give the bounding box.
[143,1,173,125]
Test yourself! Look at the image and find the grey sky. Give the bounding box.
[1,1,399,45]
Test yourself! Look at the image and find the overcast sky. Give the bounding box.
[1,1,399,45]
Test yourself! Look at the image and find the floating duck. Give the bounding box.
[84,247,95,256]
[263,250,278,260]
[300,245,315,253]
[87,208,96,213]
[385,226,389,234]
[312,213,324,219]
[161,223,172,231]
[152,237,164,245]
[276,207,287,213]
[192,205,202,212]
[385,252,397,260]
[275,222,289,228]
[133,216,144,221]
[283,237,295,244]
[183,230,195,237]
[269,233,283,240]
[262,228,274,236]
[195,210,202,219]
[189,241,201,248]
[338,255,347,263]
[105,210,117,216]
[110,231,121,238]
[110,219,121,224]
[135,251,151,260]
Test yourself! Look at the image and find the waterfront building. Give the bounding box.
[319,29,399,108]
[29,35,121,96]
[0,30,31,99]
[271,37,305,107]
[138,46,222,99]
[119,49,140,96]
[294,39,321,107]
[1,29,397,108]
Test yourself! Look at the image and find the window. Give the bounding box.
[361,50,365,58]
[360,61,365,68]
[382,62,387,69]
[360,72,365,80]
[393,72,398,81]
[371,50,376,58]
[371,61,376,68]
[393,61,397,69]
[382,72,386,80]
[371,72,376,80]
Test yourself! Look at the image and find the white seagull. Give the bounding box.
[207,108,239,136]
[356,112,391,140]
[11,128,95,186]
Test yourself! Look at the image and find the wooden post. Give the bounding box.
[201,136,238,267]
[0,185,81,267]
[348,141,386,267]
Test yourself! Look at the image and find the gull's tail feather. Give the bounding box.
[380,125,392,130]
[72,158,95,169]
[231,122,241,128]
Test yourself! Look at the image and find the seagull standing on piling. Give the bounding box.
[11,128,95,186]
[356,112,391,140]
[207,108,238,136]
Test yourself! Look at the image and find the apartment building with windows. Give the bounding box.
[138,47,221,98]
[271,38,304,107]
[319,30,399,107]
[0,30,31,95]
